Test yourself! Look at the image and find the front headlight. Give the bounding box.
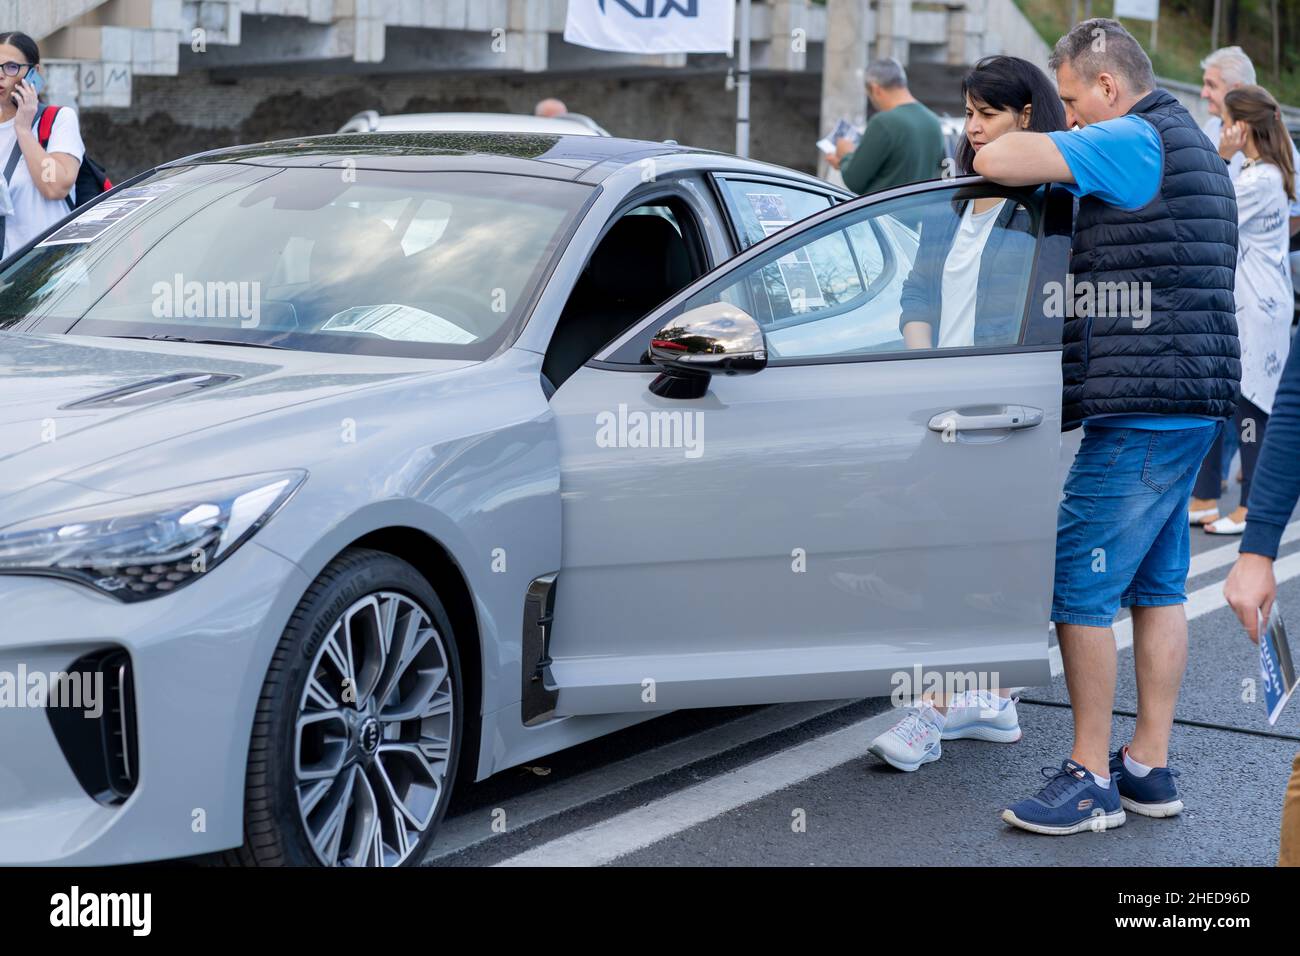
[0,471,306,601]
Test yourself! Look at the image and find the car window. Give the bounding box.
[718,179,833,248]
[724,220,883,326]
[603,183,1043,364]
[543,196,706,391]
[625,202,683,232]
[0,164,592,361]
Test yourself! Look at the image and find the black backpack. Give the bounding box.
[37,105,111,209]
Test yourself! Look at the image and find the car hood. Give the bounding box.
[0,333,474,498]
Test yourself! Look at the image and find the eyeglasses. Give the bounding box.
[0,62,31,77]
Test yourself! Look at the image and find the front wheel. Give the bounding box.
[226,548,463,867]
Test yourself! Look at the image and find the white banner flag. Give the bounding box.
[564,1,735,55]
[1114,0,1159,22]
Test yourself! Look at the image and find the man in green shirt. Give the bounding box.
[828,57,947,195]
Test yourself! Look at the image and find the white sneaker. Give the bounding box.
[868,709,943,771]
[940,690,1022,743]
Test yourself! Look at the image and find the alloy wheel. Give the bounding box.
[294,591,455,866]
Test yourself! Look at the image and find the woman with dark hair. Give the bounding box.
[869,56,1068,773]
[0,30,83,258]
[1190,84,1295,534]
[952,56,1069,176]
[896,55,1068,352]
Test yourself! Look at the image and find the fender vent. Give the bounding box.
[521,574,559,726]
[61,372,240,409]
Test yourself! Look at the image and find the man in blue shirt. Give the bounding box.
[975,19,1240,835]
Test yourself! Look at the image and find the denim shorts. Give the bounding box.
[1051,422,1222,628]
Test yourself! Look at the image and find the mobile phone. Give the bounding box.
[11,67,42,107]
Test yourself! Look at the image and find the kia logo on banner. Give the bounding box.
[598,0,697,11]
[565,0,735,54]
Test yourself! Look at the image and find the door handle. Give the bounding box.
[927,405,1044,433]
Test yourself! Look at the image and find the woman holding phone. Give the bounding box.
[1189,84,1295,535]
[0,31,83,258]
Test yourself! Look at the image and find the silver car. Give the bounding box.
[0,132,1067,866]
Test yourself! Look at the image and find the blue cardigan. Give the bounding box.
[1243,340,1300,558]
[897,197,1037,347]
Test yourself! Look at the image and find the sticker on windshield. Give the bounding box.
[39,195,157,246]
[322,304,477,345]
[112,182,175,199]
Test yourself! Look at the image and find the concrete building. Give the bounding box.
[3,1,1248,180]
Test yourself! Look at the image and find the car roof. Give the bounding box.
[345,112,605,136]
[159,132,833,190]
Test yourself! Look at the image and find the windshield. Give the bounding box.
[0,163,591,360]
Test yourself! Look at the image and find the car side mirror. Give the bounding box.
[647,302,767,399]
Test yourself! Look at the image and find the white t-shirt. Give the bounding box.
[0,107,85,257]
[1232,160,1294,414]
[937,199,1005,348]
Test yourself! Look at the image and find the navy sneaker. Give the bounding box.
[1109,747,1184,818]
[1002,759,1125,835]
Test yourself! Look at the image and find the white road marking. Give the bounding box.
[494,716,888,868]
[1187,520,1300,580]
[428,698,857,861]
[496,550,1300,867]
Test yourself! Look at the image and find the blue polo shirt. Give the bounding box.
[1049,116,1217,431]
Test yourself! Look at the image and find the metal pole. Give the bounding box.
[1272,0,1281,83]
[736,0,751,158]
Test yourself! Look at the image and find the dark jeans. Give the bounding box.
[1192,397,1269,506]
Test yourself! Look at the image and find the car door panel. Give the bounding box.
[545,178,1069,715]
[547,350,1059,714]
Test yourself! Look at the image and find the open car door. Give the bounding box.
[540,178,1073,717]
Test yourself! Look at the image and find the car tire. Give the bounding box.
[221,547,464,867]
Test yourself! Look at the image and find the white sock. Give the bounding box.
[1122,748,1154,778]
[1091,771,1111,789]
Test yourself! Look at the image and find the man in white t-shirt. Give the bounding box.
[1201,46,1300,230]
[0,38,85,257]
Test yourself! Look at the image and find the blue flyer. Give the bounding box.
[1260,604,1298,726]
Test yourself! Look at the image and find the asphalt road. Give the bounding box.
[431,479,1300,867]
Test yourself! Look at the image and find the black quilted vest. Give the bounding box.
[1062,88,1240,430]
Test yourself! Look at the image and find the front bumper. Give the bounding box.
[0,541,310,865]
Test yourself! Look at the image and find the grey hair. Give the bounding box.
[1048,17,1155,94]
[1201,46,1256,87]
[865,57,907,90]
